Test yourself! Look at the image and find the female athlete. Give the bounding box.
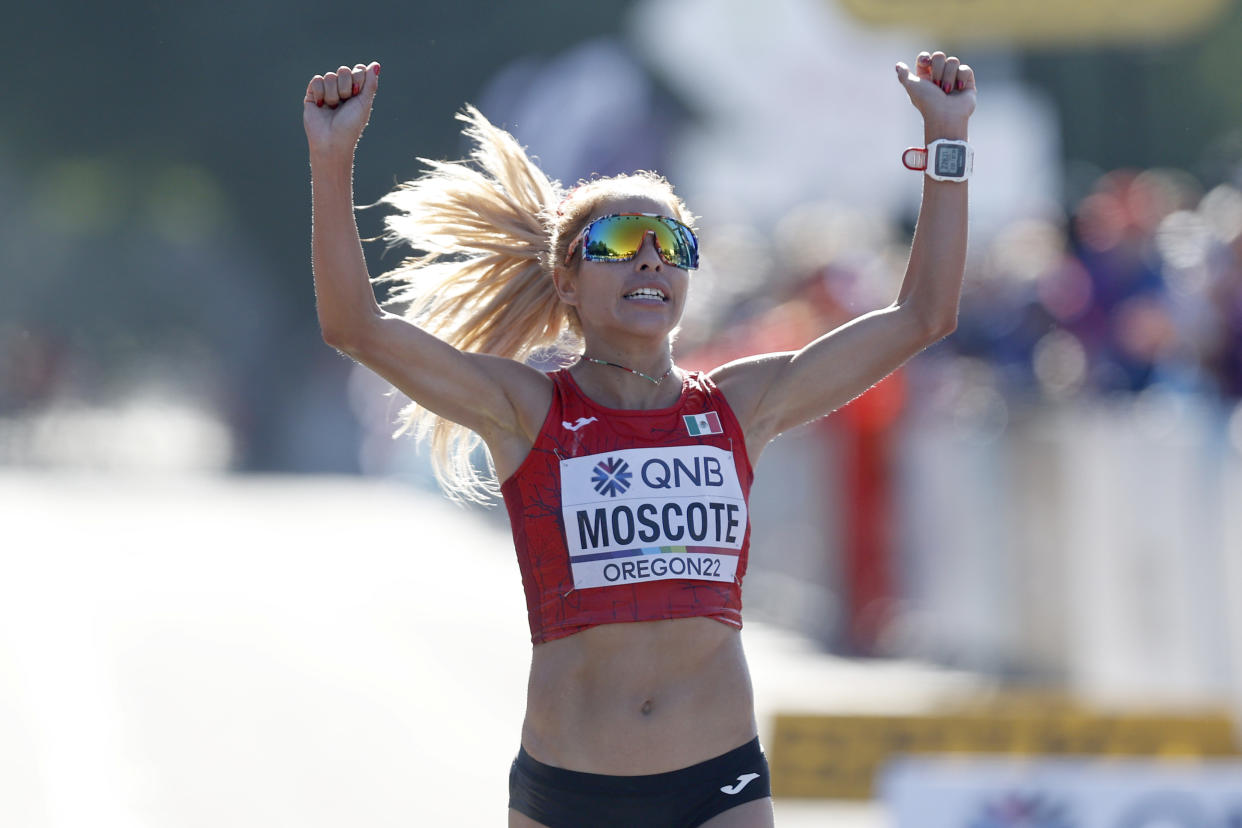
[303,50,975,828]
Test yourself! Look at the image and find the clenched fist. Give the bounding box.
[303,61,382,159]
[895,51,976,137]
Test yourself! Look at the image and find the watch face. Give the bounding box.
[935,144,966,177]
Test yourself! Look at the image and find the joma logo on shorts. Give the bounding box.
[720,773,760,795]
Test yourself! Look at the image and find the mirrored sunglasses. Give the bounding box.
[564,213,700,271]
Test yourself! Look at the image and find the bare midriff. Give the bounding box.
[520,616,757,775]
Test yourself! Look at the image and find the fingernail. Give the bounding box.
[352,83,360,96]
[957,80,964,90]
[317,100,323,108]
[373,64,381,76]
[943,82,951,93]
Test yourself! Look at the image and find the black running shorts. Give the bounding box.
[508,737,771,828]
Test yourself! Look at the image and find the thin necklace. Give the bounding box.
[580,356,674,385]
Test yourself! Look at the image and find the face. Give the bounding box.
[557,196,693,345]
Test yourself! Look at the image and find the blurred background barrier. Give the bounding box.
[768,707,1240,799]
[881,757,1242,827]
[838,0,1232,44]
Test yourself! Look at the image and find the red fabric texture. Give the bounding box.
[501,369,754,644]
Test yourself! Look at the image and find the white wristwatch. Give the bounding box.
[902,139,973,182]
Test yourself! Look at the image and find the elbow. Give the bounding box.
[317,299,385,355]
[925,311,958,343]
[319,318,367,357]
[901,302,958,346]
[320,324,349,352]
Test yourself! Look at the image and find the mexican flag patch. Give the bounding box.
[683,411,723,436]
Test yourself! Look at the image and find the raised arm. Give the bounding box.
[302,62,549,463]
[712,50,976,457]
[304,63,387,348]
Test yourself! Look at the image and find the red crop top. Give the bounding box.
[500,368,754,644]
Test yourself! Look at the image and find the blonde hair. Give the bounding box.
[374,105,693,502]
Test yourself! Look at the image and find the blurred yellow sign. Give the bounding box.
[769,709,1241,799]
[835,0,1232,45]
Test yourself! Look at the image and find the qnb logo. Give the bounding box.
[591,457,632,497]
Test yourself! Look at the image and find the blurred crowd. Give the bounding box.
[4,163,1242,474]
[684,168,1242,413]
[954,169,1242,403]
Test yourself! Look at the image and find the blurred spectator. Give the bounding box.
[953,169,1242,403]
[687,167,1242,409]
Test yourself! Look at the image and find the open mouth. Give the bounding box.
[623,288,668,302]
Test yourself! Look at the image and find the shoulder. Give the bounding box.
[705,353,793,414]
[472,354,557,444]
[684,369,744,433]
[684,368,728,402]
[702,354,797,462]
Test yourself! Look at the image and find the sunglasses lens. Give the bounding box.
[579,215,698,269]
[653,218,698,269]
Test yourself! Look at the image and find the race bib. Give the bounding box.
[559,445,747,589]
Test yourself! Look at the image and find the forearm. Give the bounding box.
[895,116,969,336]
[310,150,383,346]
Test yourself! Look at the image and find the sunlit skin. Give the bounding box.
[555,195,692,410]
[305,50,974,828]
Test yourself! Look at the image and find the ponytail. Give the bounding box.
[374,105,692,502]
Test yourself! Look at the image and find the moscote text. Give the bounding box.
[575,500,742,550]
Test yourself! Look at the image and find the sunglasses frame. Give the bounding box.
[563,212,700,271]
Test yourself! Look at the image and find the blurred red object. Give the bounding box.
[682,277,907,654]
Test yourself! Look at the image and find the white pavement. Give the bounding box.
[0,472,984,827]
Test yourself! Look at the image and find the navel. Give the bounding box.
[640,699,654,716]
